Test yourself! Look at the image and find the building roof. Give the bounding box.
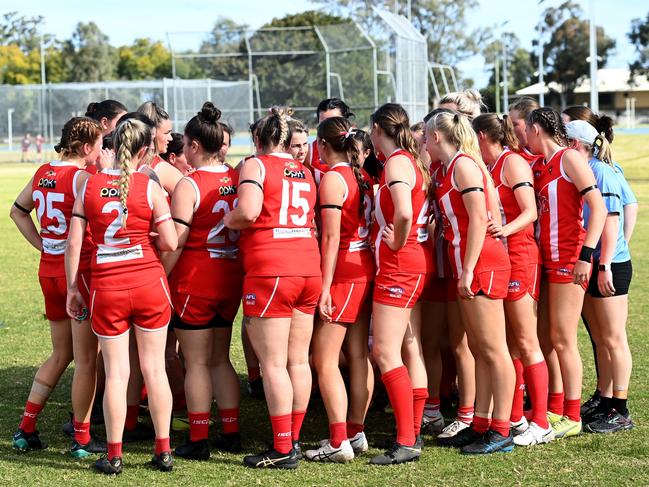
[515,68,649,95]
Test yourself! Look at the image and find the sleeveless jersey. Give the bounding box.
[84,169,165,290]
[169,165,243,298]
[372,149,434,275]
[31,161,84,277]
[239,152,320,277]
[326,162,375,282]
[533,148,585,266]
[436,153,510,278]
[430,161,452,279]
[489,150,540,266]
[517,147,543,167]
[307,140,328,186]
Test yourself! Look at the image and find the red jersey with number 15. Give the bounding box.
[31,161,84,277]
[169,165,243,299]
[239,152,320,277]
[83,169,165,290]
[372,149,434,275]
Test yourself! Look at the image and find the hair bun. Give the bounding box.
[596,114,615,143]
[54,143,62,154]
[198,102,221,124]
[85,102,98,116]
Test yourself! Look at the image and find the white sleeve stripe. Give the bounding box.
[184,177,200,213]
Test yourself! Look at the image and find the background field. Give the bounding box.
[0,135,648,486]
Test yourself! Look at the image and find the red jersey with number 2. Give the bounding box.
[83,169,165,290]
[239,152,320,277]
[31,161,84,277]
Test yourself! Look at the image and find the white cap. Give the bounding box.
[565,120,598,145]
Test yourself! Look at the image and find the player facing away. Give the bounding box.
[11,117,103,454]
[65,118,178,475]
[162,102,243,460]
[368,103,434,465]
[224,107,321,469]
[473,113,552,446]
[526,108,606,439]
[305,117,375,463]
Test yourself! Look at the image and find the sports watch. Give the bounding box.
[598,263,611,272]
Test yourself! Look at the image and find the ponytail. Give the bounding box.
[472,113,520,152]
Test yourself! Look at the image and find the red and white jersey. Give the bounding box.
[239,152,320,277]
[31,161,84,277]
[83,169,165,290]
[517,147,543,167]
[169,165,243,299]
[307,140,328,186]
[325,162,375,282]
[489,150,540,266]
[430,161,452,279]
[372,149,434,275]
[533,148,585,265]
[436,152,510,278]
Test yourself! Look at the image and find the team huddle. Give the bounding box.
[9,90,636,473]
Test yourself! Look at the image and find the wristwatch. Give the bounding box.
[598,263,611,272]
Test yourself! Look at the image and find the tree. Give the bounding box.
[117,38,171,80]
[0,11,50,53]
[0,44,40,84]
[628,12,649,80]
[537,1,616,108]
[61,22,117,82]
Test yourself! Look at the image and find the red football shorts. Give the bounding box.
[467,269,510,300]
[90,277,172,338]
[328,281,373,324]
[543,262,589,291]
[373,273,432,308]
[39,276,68,321]
[243,275,322,318]
[78,269,92,307]
[171,291,241,327]
[506,264,541,301]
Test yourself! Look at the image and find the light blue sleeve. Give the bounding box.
[613,162,637,206]
[593,161,622,215]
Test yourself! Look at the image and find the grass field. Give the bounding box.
[0,135,648,486]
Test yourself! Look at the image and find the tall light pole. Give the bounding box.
[8,108,14,152]
[40,36,47,141]
[500,21,510,113]
[538,0,546,106]
[589,0,599,111]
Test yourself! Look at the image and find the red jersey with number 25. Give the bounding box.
[83,169,165,290]
[533,148,585,266]
[169,165,243,298]
[239,152,320,277]
[32,161,84,277]
[372,149,434,275]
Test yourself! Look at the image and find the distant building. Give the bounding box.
[515,68,649,117]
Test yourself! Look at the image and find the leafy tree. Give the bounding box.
[0,11,51,53]
[61,22,117,82]
[0,44,40,84]
[628,12,649,79]
[117,38,171,80]
[537,1,615,107]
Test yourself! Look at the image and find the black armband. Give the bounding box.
[578,245,595,263]
[72,213,87,221]
[579,185,598,196]
[173,217,190,227]
[239,179,263,190]
[388,180,409,188]
[13,202,30,214]
[460,187,484,195]
[601,192,620,199]
[320,204,343,210]
[512,181,533,191]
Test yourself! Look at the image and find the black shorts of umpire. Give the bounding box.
[587,260,632,298]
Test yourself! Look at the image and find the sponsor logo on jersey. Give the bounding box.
[538,195,549,215]
[220,176,232,184]
[100,187,121,198]
[245,293,256,305]
[388,286,404,298]
[38,178,57,189]
[45,170,56,177]
[219,185,237,196]
[284,161,306,179]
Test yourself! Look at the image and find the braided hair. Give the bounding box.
[527,107,567,147]
[256,106,292,152]
[54,117,102,159]
[318,117,366,215]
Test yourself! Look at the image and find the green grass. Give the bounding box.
[0,135,648,486]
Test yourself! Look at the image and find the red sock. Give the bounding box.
[188,411,210,442]
[329,422,347,448]
[108,441,122,460]
[524,361,549,428]
[346,421,364,439]
[548,391,564,416]
[472,415,490,434]
[510,358,525,422]
[413,388,428,436]
[491,418,511,437]
[155,437,170,455]
[291,410,307,442]
[381,366,415,446]
[564,398,581,422]
[73,419,91,445]
[19,401,44,433]
[219,408,239,434]
[248,367,261,382]
[125,405,139,431]
[457,405,474,424]
[270,414,292,454]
